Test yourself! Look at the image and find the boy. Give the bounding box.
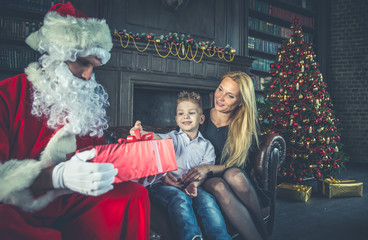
[131,91,231,240]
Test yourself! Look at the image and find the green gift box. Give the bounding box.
[276,182,312,202]
[318,179,363,198]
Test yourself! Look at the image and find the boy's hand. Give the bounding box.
[183,182,198,198]
[161,172,183,189]
[129,120,143,136]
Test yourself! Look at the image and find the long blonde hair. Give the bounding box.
[220,71,259,168]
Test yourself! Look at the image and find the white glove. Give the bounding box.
[52,149,118,196]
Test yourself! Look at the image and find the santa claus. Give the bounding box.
[0,2,150,239]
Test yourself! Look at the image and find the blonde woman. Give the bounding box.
[182,71,268,240]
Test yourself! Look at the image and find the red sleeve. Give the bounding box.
[76,135,105,150]
[0,74,54,162]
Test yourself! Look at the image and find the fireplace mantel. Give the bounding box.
[96,41,254,126]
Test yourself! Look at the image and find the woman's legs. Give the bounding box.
[149,183,202,240]
[222,167,268,239]
[203,168,267,240]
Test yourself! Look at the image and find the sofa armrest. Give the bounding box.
[251,133,286,191]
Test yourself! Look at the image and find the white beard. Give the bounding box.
[31,56,109,138]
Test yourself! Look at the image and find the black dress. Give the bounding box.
[199,108,270,208]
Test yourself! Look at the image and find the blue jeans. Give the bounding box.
[149,183,231,240]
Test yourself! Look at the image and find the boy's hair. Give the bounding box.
[176,91,203,113]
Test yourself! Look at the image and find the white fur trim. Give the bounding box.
[25,62,42,89]
[78,47,111,65]
[26,11,112,53]
[39,126,77,166]
[1,126,77,212]
[0,159,43,201]
[0,158,72,212]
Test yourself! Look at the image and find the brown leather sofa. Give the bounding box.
[105,126,286,240]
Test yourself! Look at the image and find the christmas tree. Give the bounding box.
[258,18,349,183]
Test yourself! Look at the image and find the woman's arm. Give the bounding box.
[181,164,226,184]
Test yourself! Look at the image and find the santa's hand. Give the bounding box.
[52,149,118,196]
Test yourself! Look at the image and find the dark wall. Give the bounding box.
[99,0,233,51]
[68,0,252,126]
[73,0,368,164]
[328,0,368,164]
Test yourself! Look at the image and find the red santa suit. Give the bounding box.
[0,62,150,240]
[0,2,150,239]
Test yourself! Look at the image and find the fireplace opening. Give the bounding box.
[133,85,214,126]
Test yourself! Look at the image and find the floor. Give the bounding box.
[149,163,368,240]
[271,163,368,240]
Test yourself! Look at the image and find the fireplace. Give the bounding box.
[98,42,253,126]
[133,84,213,126]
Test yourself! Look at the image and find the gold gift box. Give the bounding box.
[318,179,363,198]
[276,182,312,202]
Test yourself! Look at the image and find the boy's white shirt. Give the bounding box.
[133,129,215,187]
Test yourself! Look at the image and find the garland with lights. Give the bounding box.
[112,30,236,63]
[258,18,349,183]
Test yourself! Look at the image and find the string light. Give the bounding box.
[112,30,236,63]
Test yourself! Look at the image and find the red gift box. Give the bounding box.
[72,131,177,183]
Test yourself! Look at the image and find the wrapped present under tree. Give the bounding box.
[318,178,363,198]
[276,182,312,202]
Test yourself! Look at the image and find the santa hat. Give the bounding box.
[25,2,112,64]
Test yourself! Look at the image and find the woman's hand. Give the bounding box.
[129,120,143,136]
[181,165,211,184]
[161,172,184,189]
